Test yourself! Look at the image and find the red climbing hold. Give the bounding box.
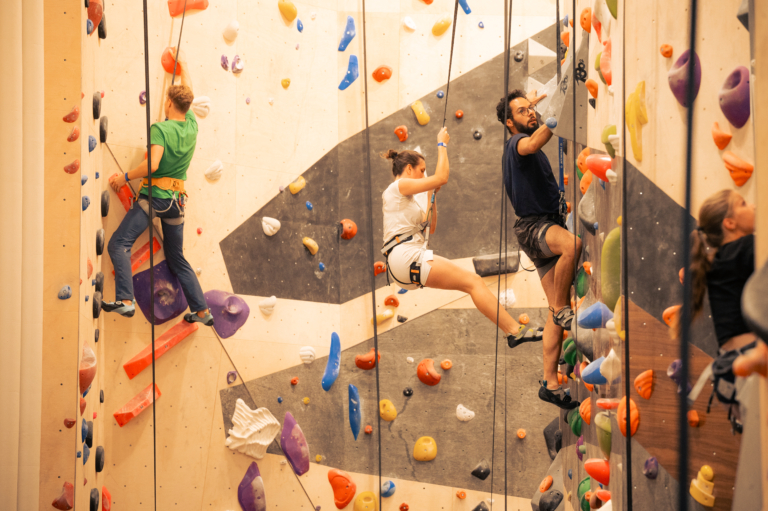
[399,505,410,511]
[87,0,103,32]
[52,481,74,510]
[394,125,408,142]
[417,358,441,386]
[79,341,97,395]
[340,219,358,240]
[384,295,400,307]
[328,469,357,509]
[372,65,393,82]
[116,183,134,212]
[80,397,86,416]
[197,227,203,235]
[596,398,619,410]
[364,425,373,434]
[64,418,76,428]
[64,159,80,174]
[374,261,386,276]
[67,126,80,142]
[455,110,464,119]
[123,320,199,379]
[291,376,299,385]
[114,383,161,427]
[161,47,183,74]
[586,154,613,181]
[167,0,209,17]
[102,486,112,510]
[585,458,610,485]
[87,258,93,279]
[539,475,553,492]
[355,348,381,370]
[63,106,79,123]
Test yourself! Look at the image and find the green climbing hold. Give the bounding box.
[601,227,621,311]
[576,266,589,298]
[563,339,577,366]
[601,125,617,158]
[566,407,583,437]
[606,0,617,19]
[578,476,592,511]
[595,52,606,84]
[595,411,612,459]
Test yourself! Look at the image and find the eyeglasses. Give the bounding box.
[515,106,537,116]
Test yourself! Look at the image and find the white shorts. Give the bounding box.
[386,241,434,290]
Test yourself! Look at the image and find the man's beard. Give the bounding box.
[514,118,538,136]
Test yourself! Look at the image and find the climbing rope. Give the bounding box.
[440,0,462,127]
[170,0,187,86]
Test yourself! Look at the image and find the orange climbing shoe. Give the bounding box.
[538,381,580,410]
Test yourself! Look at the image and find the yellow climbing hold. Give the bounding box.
[289,176,306,194]
[315,454,323,462]
[354,491,379,511]
[303,237,319,255]
[303,397,310,405]
[617,216,622,225]
[431,17,452,36]
[277,0,297,22]
[690,465,715,507]
[372,309,394,325]
[411,100,430,126]
[413,436,437,461]
[380,399,397,421]
[625,81,648,162]
[613,296,625,340]
[281,78,291,89]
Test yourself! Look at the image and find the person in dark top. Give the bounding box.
[496,89,582,410]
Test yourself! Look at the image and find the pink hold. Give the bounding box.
[139,91,147,105]
[221,55,229,70]
[246,97,251,104]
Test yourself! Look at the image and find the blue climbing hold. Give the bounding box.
[319,262,326,272]
[77,451,82,458]
[381,480,396,497]
[82,196,90,211]
[338,55,359,90]
[88,135,97,152]
[277,396,283,403]
[85,295,89,302]
[568,469,572,480]
[348,384,361,440]
[546,117,558,129]
[87,19,94,34]
[459,0,471,14]
[321,332,341,391]
[577,302,614,329]
[436,90,444,98]
[478,21,484,28]
[338,16,356,51]
[594,222,599,230]
[83,444,90,465]
[81,175,88,186]
[81,419,87,442]
[83,384,91,397]
[58,285,72,300]
[95,172,100,179]
[297,19,303,32]
[306,201,313,210]
[582,356,608,385]
[563,14,569,27]
[397,288,408,294]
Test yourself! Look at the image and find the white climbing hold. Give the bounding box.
[223,20,239,42]
[191,96,211,118]
[403,16,416,30]
[231,55,245,73]
[406,357,414,364]
[259,295,277,315]
[498,288,516,307]
[195,267,202,276]
[605,169,618,184]
[311,12,316,19]
[600,348,621,382]
[608,85,615,95]
[280,460,287,465]
[268,98,274,105]
[456,404,476,422]
[606,319,620,342]
[204,160,224,181]
[225,398,281,459]
[262,217,281,236]
[299,346,316,364]
[600,232,605,242]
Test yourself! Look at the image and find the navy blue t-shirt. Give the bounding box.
[502,133,560,218]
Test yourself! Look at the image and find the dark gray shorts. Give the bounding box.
[514,214,563,278]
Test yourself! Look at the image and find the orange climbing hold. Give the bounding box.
[417,358,441,386]
[123,320,199,379]
[87,0,103,30]
[80,397,86,416]
[399,505,409,511]
[374,261,387,276]
[365,425,373,434]
[517,428,526,439]
[455,110,464,119]
[561,31,570,47]
[617,396,639,437]
[63,105,79,123]
[340,219,358,240]
[291,377,299,385]
[580,8,591,32]
[67,126,80,142]
[712,122,732,150]
[583,261,592,275]
[566,202,572,213]
[596,398,620,410]
[577,147,590,175]
[161,47,183,74]
[518,313,530,324]
[600,39,612,86]
[539,475,553,492]
[168,0,208,17]
[660,44,673,58]
[372,65,393,83]
[354,348,381,370]
[579,397,592,425]
[557,372,566,385]
[586,79,598,99]
[394,125,408,142]
[440,359,452,370]
[663,304,681,326]
[114,383,161,427]
[328,469,357,509]
[634,369,654,399]
[723,151,754,187]
[586,154,613,182]
[456,490,466,499]
[688,410,700,427]
[384,295,400,307]
[734,341,768,378]
[585,458,610,485]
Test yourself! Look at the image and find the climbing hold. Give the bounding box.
[471,459,491,480]
[659,44,673,58]
[605,0,617,18]
[261,217,281,237]
[545,117,557,129]
[471,504,489,511]
[407,357,414,364]
[87,135,97,152]
[227,371,237,384]
[417,358,441,386]
[514,51,524,62]
[306,201,313,211]
[203,160,223,181]
[397,315,408,323]
[52,481,74,510]
[690,465,716,507]
[626,81,648,161]
[303,237,319,255]
[580,8,591,31]
[582,357,607,385]
[566,407,582,436]
[436,90,445,99]
[354,491,378,511]
[719,66,750,128]
[688,409,700,427]
[355,348,381,370]
[454,110,464,120]
[595,52,606,84]
[585,459,610,486]
[440,359,452,371]
[80,397,86,415]
[231,55,245,73]
[373,310,394,324]
[667,359,692,394]
[291,377,299,386]
[586,79,598,99]
[585,154,614,183]
[410,100,430,125]
[578,302,614,329]
[393,125,408,142]
[601,125,618,158]
[95,446,104,472]
[373,261,386,276]
[384,295,400,307]
[458,0,471,14]
[473,131,483,140]
[633,369,654,399]
[277,397,283,403]
[246,97,251,104]
[403,387,413,397]
[223,20,239,41]
[560,31,570,48]
[403,16,416,30]
[338,55,359,90]
[399,505,409,511]
[63,105,79,123]
[161,47,183,75]
[364,425,372,435]
[79,340,97,395]
[281,78,291,89]
[432,17,452,36]
[579,397,592,425]
[237,462,267,511]
[58,285,72,300]
[82,444,91,465]
[576,147,590,179]
[723,150,754,186]
[456,404,475,421]
[85,421,94,448]
[89,488,99,511]
[599,39,612,86]
[192,96,211,118]
[668,50,701,107]
[318,262,326,272]
[643,457,659,479]
[381,480,396,497]
[348,384,362,440]
[589,98,596,109]
[413,436,437,461]
[281,412,310,475]
[287,176,306,194]
[67,126,80,143]
[539,475,553,493]
[478,21,484,28]
[297,19,303,32]
[595,411,612,459]
[92,91,101,119]
[711,122,732,150]
[86,19,94,35]
[617,396,639,437]
[540,490,563,511]
[99,116,108,143]
[373,65,392,83]
[256,295,278,316]
[576,435,585,461]
[513,428,524,440]
[379,399,397,421]
[663,304,681,327]
[338,16,356,51]
[321,332,341,391]
[64,418,76,428]
[277,0,297,22]
[457,490,467,499]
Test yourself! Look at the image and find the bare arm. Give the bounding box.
[398,127,451,196]
[108,145,165,192]
[517,124,553,156]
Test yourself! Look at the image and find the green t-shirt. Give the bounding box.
[141,110,198,199]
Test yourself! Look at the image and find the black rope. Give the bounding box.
[678,1,699,511]
[441,0,462,127]
[170,0,188,86]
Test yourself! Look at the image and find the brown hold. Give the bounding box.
[372,65,393,82]
[734,340,768,378]
[80,397,86,416]
[291,377,299,385]
[64,159,80,174]
[586,79,598,98]
[712,122,732,150]
[455,110,464,119]
[67,126,80,142]
[64,418,76,428]
[580,8,591,32]
[63,105,79,123]
[417,358,441,386]
[517,428,526,439]
[456,490,467,499]
[52,481,74,510]
[577,147,590,175]
[580,170,593,195]
[440,359,452,370]
[723,151,754,187]
[660,44,673,58]
[539,474,553,492]
[384,295,400,307]
[364,425,373,434]
[394,125,408,142]
[354,348,381,370]
[340,219,358,240]
[518,313,530,324]
[687,409,700,427]
[561,31,570,48]
[374,261,387,276]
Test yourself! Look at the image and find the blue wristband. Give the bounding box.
[437,142,447,148]
[124,172,130,182]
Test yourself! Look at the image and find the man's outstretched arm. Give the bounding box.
[517,124,553,156]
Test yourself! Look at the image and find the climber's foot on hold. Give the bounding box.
[102,300,136,317]
[538,381,579,410]
[551,306,574,330]
[184,310,214,327]
[507,326,544,349]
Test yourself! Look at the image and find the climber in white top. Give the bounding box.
[381,127,534,343]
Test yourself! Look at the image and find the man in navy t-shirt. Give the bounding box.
[497,89,582,410]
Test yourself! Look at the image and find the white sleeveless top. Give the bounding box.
[382,180,427,243]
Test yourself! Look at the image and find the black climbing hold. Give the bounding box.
[471,459,491,480]
[737,0,749,30]
[473,131,482,140]
[403,387,413,397]
[589,98,596,109]
[100,389,104,403]
[92,291,102,319]
[99,116,108,143]
[85,420,93,448]
[539,490,563,511]
[77,450,82,458]
[84,0,88,7]
[564,363,574,379]
[93,92,101,120]
[98,12,107,39]
[100,190,110,217]
[397,315,408,323]
[90,487,99,511]
[542,417,562,460]
[514,51,524,62]
[94,328,100,343]
[472,253,519,277]
[83,443,91,464]
[96,229,105,255]
[95,446,105,473]
[471,503,489,511]
[94,272,104,294]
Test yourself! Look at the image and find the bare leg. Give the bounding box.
[425,255,520,335]
[540,267,564,390]
[544,225,582,309]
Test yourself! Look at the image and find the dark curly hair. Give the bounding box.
[496,89,528,134]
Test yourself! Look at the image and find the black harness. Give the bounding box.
[380,223,429,288]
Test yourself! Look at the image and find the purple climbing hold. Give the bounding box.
[139,91,147,105]
[280,412,310,475]
[718,66,750,128]
[667,49,701,108]
[232,55,244,73]
[221,55,229,70]
[643,457,659,479]
[227,371,237,384]
[133,260,188,325]
[338,16,356,51]
[204,290,250,339]
[238,462,267,511]
[666,359,692,394]
[338,55,359,91]
[576,435,584,461]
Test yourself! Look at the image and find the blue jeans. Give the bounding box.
[107,195,208,313]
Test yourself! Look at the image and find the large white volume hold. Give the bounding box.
[600,348,621,383]
[456,404,475,422]
[223,20,239,42]
[225,399,281,459]
[262,217,281,236]
[299,346,316,364]
[259,295,277,315]
[191,96,211,118]
[205,160,224,181]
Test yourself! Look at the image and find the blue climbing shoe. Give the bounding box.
[184,312,214,327]
[102,300,136,318]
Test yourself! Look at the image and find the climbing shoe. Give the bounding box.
[551,306,575,330]
[538,381,580,410]
[184,311,215,327]
[102,300,136,318]
[508,326,544,349]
